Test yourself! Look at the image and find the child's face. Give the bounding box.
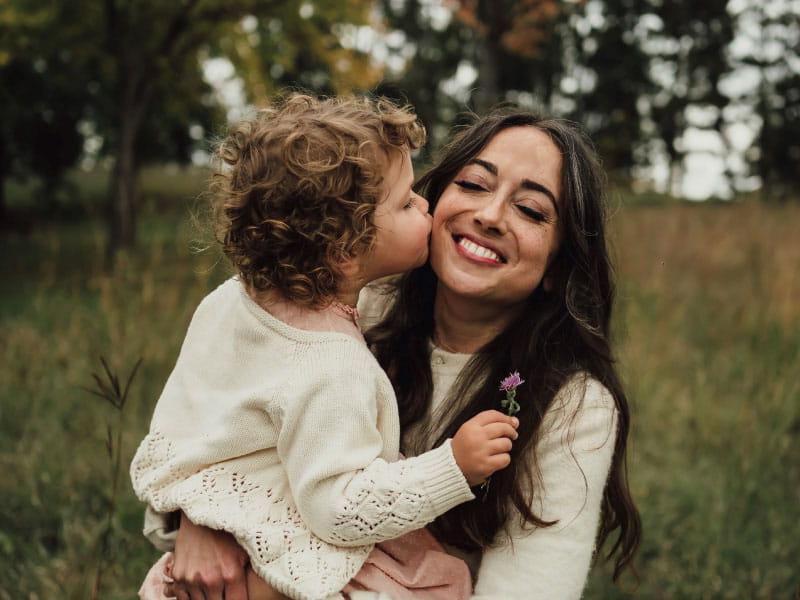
[364,150,432,281]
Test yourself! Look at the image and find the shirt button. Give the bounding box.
[435,356,445,365]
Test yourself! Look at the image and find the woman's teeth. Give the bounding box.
[458,237,502,262]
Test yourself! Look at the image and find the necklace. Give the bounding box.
[331,299,361,330]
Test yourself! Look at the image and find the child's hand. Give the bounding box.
[451,410,519,487]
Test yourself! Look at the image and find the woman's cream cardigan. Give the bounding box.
[130,278,474,600]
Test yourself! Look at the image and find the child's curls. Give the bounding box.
[212,93,426,307]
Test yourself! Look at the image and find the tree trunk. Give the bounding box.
[0,137,6,228]
[108,120,138,257]
[474,0,505,113]
[475,36,502,113]
[106,70,151,260]
[0,171,6,229]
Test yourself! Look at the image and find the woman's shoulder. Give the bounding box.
[553,372,616,410]
[357,277,400,331]
[540,372,617,440]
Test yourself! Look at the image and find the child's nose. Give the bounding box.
[415,193,430,215]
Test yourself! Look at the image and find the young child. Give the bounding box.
[130,94,519,600]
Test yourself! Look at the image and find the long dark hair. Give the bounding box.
[365,109,641,580]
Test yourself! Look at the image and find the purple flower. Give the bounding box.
[499,371,524,416]
[499,371,525,392]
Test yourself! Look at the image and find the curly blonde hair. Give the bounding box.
[213,93,425,306]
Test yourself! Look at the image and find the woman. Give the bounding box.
[156,109,641,599]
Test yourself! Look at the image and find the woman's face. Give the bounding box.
[429,126,563,308]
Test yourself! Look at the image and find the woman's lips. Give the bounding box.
[452,234,506,265]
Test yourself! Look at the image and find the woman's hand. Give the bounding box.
[452,410,519,486]
[164,513,250,600]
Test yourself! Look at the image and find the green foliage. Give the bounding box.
[0,0,380,251]
[83,356,142,599]
[1,172,799,597]
[0,2,86,208]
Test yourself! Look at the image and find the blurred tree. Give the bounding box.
[452,0,573,112]
[739,2,800,201]
[220,1,381,99]
[577,0,653,179]
[0,4,85,224]
[376,0,582,156]
[649,0,734,194]
[375,0,474,153]
[759,69,800,201]
[0,59,85,224]
[0,0,377,254]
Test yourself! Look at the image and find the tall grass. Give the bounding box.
[1,175,798,598]
[590,202,800,598]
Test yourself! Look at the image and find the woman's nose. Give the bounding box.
[473,195,507,234]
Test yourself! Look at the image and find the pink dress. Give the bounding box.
[139,528,471,599]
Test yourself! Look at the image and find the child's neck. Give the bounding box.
[248,286,364,341]
[334,279,362,309]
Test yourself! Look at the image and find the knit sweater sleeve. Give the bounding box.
[278,343,474,548]
[471,376,617,599]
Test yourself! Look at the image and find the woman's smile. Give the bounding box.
[452,234,506,265]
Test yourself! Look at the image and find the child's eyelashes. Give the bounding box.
[404,196,417,209]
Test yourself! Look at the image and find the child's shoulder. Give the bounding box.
[192,276,241,314]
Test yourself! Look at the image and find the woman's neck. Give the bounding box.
[432,286,522,354]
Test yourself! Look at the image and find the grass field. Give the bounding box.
[1,172,798,599]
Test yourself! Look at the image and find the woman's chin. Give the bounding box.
[437,269,498,301]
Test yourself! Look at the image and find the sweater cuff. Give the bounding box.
[414,438,475,513]
[143,505,178,552]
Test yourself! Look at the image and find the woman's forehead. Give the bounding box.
[472,126,563,201]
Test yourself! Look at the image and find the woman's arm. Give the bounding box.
[165,513,250,600]
[472,377,618,599]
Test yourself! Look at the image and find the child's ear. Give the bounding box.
[338,254,362,280]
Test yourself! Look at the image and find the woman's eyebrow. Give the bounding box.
[468,158,559,215]
[521,179,558,215]
[468,158,498,175]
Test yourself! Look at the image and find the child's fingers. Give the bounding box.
[483,422,519,441]
[487,437,513,455]
[486,453,512,471]
[473,410,519,428]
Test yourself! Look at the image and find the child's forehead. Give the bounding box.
[378,148,413,199]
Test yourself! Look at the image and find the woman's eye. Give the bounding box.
[517,205,547,222]
[454,180,487,192]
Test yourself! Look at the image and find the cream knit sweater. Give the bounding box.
[130,278,474,600]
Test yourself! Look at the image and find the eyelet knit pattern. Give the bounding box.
[130,279,474,600]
